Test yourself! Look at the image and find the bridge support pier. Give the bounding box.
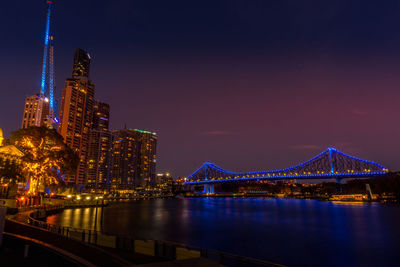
[203,184,215,194]
[336,178,343,193]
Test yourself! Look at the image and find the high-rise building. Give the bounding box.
[86,130,111,190]
[58,48,95,185]
[21,0,56,129]
[92,101,110,131]
[21,94,50,129]
[133,129,158,188]
[110,130,137,190]
[86,101,111,191]
[110,129,157,190]
[72,48,91,78]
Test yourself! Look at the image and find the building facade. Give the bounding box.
[86,101,111,191]
[133,129,158,188]
[21,94,50,129]
[0,128,24,194]
[58,48,95,185]
[92,101,110,131]
[110,129,157,190]
[110,130,137,190]
[86,130,111,190]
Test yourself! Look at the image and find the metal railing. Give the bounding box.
[27,209,285,267]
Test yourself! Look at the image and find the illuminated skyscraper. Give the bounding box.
[21,0,56,129]
[86,101,111,191]
[110,129,157,190]
[110,129,137,190]
[58,48,95,185]
[86,130,111,190]
[133,129,158,188]
[92,101,110,131]
[72,48,91,78]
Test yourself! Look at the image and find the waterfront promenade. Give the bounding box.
[5,211,140,266]
[3,206,277,266]
[4,210,224,266]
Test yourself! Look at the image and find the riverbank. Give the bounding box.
[184,192,399,203]
[6,204,283,266]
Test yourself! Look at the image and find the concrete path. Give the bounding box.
[5,211,209,267]
[5,217,134,266]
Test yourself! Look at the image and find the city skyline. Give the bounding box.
[0,2,399,266]
[2,0,400,177]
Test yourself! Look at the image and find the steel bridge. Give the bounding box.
[183,148,389,193]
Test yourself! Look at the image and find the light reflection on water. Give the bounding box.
[46,198,400,267]
[47,207,103,231]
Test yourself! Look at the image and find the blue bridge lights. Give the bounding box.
[183,148,389,186]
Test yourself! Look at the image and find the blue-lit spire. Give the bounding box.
[40,1,55,114]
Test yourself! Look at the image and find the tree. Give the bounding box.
[7,126,79,194]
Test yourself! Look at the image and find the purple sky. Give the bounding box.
[1,0,400,176]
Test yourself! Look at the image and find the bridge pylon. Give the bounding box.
[203,184,215,194]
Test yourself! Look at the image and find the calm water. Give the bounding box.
[47,198,400,266]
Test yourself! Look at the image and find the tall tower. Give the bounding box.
[86,101,112,191]
[133,129,158,188]
[21,0,56,129]
[110,130,138,190]
[40,0,56,116]
[58,48,95,185]
[110,129,157,191]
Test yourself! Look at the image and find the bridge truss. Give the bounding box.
[184,148,388,185]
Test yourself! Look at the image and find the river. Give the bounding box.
[46,198,400,266]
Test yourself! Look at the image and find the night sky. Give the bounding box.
[1,0,400,176]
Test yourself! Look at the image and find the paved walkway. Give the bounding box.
[5,210,216,267]
[5,218,134,266]
[6,210,171,266]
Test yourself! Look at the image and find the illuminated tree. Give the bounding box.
[7,126,79,194]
